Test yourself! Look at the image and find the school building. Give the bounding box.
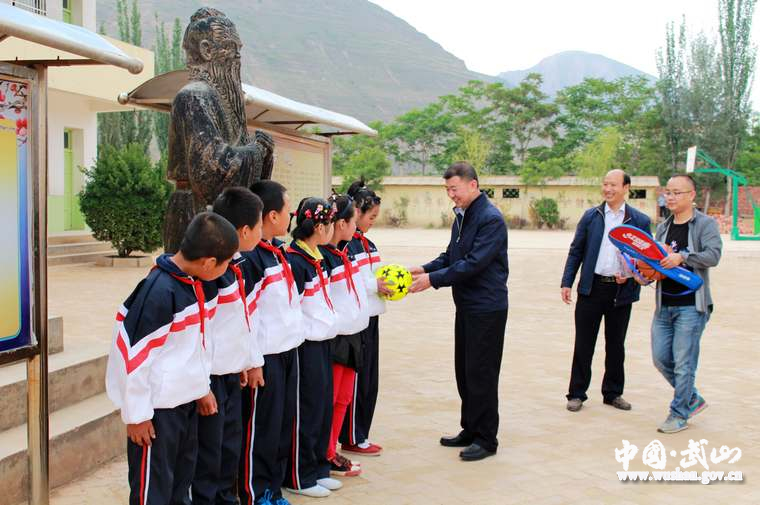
[0,0,154,233]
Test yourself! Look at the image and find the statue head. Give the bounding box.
[183,8,247,141]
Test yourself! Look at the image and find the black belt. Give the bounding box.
[594,274,618,284]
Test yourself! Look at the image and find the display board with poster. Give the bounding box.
[0,75,33,357]
[266,128,331,204]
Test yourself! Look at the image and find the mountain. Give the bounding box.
[498,51,654,96]
[97,0,490,123]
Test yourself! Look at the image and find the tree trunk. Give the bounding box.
[703,187,711,212]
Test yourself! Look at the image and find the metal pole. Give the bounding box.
[27,64,49,505]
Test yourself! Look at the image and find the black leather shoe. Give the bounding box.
[603,396,632,411]
[459,443,496,461]
[439,431,473,447]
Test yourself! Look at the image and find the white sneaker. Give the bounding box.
[285,484,331,498]
[316,477,343,490]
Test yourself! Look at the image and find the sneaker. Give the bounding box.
[316,477,343,491]
[566,398,583,412]
[256,490,275,505]
[341,442,383,456]
[284,485,330,498]
[329,453,362,477]
[689,394,708,418]
[657,414,688,434]
[274,497,291,505]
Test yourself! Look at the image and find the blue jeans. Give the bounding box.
[651,305,709,420]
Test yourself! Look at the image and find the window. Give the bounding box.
[483,188,495,198]
[11,0,47,16]
[62,0,72,23]
[63,129,71,150]
[629,189,647,199]
[502,188,520,199]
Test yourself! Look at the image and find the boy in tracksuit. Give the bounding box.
[191,188,266,505]
[105,212,239,505]
[240,180,304,505]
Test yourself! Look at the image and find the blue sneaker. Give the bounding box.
[657,414,688,434]
[689,394,708,418]
[274,497,291,505]
[256,490,275,505]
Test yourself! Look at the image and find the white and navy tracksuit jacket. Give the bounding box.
[105,253,217,505]
[238,238,304,502]
[192,253,265,505]
[340,232,385,447]
[322,243,370,336]
[349,231,386,317]
[283,240,338,490]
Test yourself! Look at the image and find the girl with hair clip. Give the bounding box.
[339,180,392,457]
[320,194,370,478]
[283,198,343,498]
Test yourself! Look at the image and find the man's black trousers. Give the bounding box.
[567,277,632,402]
[454,309,507,453]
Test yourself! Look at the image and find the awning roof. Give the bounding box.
[0,3,143,74]
[119,69,377,137]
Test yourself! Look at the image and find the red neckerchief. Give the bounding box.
[324,244,361,308]
[170,273,207,349]
[258,239,295,303]
[354,231,373,264]
[229,262,250,330]
[287,246,334,312]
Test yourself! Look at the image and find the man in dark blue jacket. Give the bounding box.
[561,169,651,413]
[410,162,508,462]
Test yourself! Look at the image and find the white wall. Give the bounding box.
[47,89,97,196]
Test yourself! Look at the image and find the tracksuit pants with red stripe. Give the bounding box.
[285,340,333,490]
[192,373,242,505]
[238,348,298,503]
[127,401,197,505]
[341,316,380,446]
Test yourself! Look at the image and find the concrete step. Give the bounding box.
[48,250,115,266]
[1,393,123,505]
[47,232,99,246]
[0,340,108,432]
[48,240,114,257]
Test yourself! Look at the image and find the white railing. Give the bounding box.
[4,0,47,16]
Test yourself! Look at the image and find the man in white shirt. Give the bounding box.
[560,170,652,412]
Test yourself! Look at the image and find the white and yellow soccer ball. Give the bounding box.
[375,264,413,301]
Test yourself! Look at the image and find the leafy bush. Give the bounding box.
[79,144,170,257]
[529,197,560,229]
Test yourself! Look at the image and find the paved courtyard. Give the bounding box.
[44,228,760,505]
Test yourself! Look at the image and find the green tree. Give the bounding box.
[718,0,757,213]
[453,128,492,172]
[153,15,185,155]
[735,116,760,184]
[574,126,624,180]
[333,121,391,191]
[98,0,153,154]
[79,144,170,257]
[388,103,457,175]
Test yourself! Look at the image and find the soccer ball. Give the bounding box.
[375,264,412,301]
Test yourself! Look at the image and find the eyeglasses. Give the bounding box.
[663,190,693,198]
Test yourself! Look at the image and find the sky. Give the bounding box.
[369,0,760,103]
